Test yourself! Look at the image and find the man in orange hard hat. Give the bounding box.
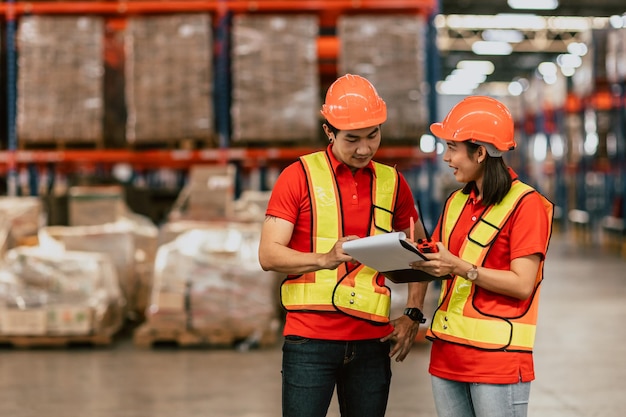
[259,74,430,417]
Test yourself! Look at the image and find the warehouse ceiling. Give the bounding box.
[436,0,626,92]
[440,0,626,18]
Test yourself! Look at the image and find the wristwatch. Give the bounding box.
[466,264,479,281]
[404,307,426,323]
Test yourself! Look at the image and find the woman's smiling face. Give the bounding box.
[443,140,483,184]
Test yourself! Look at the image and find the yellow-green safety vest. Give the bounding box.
[280,151,400,324]
[427,180,553,351]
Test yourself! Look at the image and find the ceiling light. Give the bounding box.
[507,0,558,11]
[543,74,558,85]
[450,68,487,80]
[442,14,598,31]
[567,42,588,56]
[446,14,546,30]
[471,41,513,56]
[457,60,495,75]
[609,15,625,28]
[550,134,564,159]
[419,134,436,154]
[437,80,476,95]
[508,81,524,96]
[538,62,557,77]
[556,54,582,69]
[560,66,576,77]
[532,133,548,162]
[482,29,524,43]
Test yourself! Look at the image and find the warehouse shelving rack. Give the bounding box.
[0,0,439,222]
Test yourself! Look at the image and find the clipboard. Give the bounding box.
[343,232,447,283]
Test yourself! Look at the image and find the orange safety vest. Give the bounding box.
[280,151,399,324]
[427,180,553,351]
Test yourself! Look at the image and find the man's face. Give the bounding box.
[329,125,382,172]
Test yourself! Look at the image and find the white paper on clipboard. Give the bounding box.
[342,232,428,272]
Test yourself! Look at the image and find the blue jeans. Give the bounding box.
[431,375,531,417]
[282,336,392,417]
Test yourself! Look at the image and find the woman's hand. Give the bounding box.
[409,242,460,277]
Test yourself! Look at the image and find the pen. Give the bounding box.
[410,216,415,243]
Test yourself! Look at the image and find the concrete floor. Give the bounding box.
[0,232,625,417]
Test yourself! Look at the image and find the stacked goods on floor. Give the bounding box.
[338,15,429,140]
[67,185,127,226]
[231,14,320,144]
[38,214,159,323]
[167,164,272,223]
[0,247,124,343]
[168,164,237,222]
[232,190,272,223]
[125,13,214,146]
[17,16,104,146]
[0,197,43,254]
[135,222,281,348]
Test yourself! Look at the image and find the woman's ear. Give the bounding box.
[477,146,486,163]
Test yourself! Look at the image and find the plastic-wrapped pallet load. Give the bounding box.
[125,13,213,145]
[17,16,104,146]
[38,214,159,322]
[138,222,281,348]
[338,15,429,140]
[0,247,124,338]
[231,15,320,144]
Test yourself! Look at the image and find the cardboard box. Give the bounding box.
[169,165,236,221]
[338,15,429,139]
[68,185,126,226]
[0,309,47,336]
[231,14,320,144]
[46,305,93,335]
[17,16,104,144]
[125,14,214,143]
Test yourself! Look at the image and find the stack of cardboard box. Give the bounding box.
[231,15,320,144]
[338,15,429,140]
[125,13,214,145]
[17,16,104,145]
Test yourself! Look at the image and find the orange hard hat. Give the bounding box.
[430,96,516,156]
[321,74,387,130]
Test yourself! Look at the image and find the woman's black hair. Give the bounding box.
[462,141,512,206]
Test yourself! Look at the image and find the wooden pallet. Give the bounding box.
[133,323,279,349]
[126,137,216,151]
[0,332,115,349]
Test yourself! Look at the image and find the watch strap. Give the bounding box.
[404,307,426,323]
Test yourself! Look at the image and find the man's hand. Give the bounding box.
[380,315,420,362]
[319,235,359,270]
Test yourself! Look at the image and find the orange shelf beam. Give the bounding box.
[0,147,429,169]
[0,1,436,16]
[0,0,435,172]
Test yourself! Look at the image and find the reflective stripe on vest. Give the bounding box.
[428,181,553,351]
[280,151,398,324]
